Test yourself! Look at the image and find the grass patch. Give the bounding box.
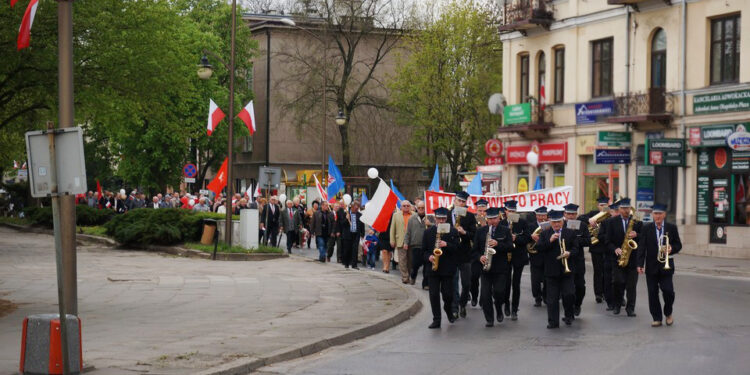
[0,216,31,226]
[77,226,108,237]
[185,242,284,254]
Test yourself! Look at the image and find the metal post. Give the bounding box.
[225,0,237,245]
[322,24,327,175]
[266,28,272,167]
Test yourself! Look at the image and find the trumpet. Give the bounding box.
[658,232,671,270]
[555,231,572,274]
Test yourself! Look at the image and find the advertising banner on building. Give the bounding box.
[424,186,573,214]
[645,138,686,166]
[595,148,631,164]
[693,89,750,115]
[503,103,531,125]
[505,142,568,164]
[575,100,614,124]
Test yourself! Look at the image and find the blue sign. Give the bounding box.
[595,148,631,164]
[575,100,614,125]
[636,188,654,202]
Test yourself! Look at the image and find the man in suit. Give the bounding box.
[470,199,489,306]
[535,210,578,328]
[528,206,548,307]
[586,196,611,304]
[471,207,513,327]
[638,203,682,327]
[261,196,282,247]
[500,199,530,321]
[563,203,591,317]
[311,201,335,262]
[598,201,621,311]
[390,200,413,283]
[603,198,642,317]
[451,191,476,319]
[341,201,365,269]
[281,200,299,254]
[422,207,460,329]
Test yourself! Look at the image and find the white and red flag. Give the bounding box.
[360,179,398,232]
[313,174,327,202]
[539,81,546,112]
[17,0,38,50]
[207,157,229,196]
[237,100,256,135]
[13,160,18,169]
[206,99,226,136]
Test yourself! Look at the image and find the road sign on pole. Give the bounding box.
[25,127,87,198]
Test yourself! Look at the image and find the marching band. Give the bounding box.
[422,192,682,330]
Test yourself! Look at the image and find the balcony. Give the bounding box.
[497,103,554,139]
[607,0,672,9]
[605,87,674,127]
[498,0,555,34]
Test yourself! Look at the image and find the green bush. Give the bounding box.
[24,206,53,227]
[23,205,114,228]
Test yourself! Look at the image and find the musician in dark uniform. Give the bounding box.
[563,203,590,317]
[500,200,530,321]
[470,199,489,307]
[585,197,611,304]
[602,198,642,317]
[422,207,461,329]
[471,207,513,327]
[528,206,549,307]
[637,203,682,327]
[450,191,476,319]
[598,201,621,311]
[535,210,578,328]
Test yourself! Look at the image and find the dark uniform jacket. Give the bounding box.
[527,220,545,267]
[451,209,476,264]
[422,225,460,277]
[535,227,579,277]
[567,217,591,273]
[470,224,513,274]
[602,214,643,269]
[500,216,530,266]
[637,221,682,276]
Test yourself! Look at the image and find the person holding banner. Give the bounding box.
[500,200,530,321]
[528,206,549,307]
[470,199,490,307]
[563,203,591,318]
[471,207,513,327]
[422,207,461,329]
[450,191,476,320]
[536,210,578,328]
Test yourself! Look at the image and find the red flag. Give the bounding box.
[207,99,225,136]
[207,158,229,196]
[17,0,38,50]
[96,179,103,209]
[540,81,546,112]
[237,100,256,135]
[11,0,19,8]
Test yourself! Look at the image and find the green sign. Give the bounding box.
[645,138,686,166]
[596,131,631,147]
[696,176,710,224]
[693,89,750,115]
[503,103,531,125]
[698,149,710,172]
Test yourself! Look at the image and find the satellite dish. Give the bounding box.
[488,93,506,115]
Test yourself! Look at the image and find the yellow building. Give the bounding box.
[498,0,749,258]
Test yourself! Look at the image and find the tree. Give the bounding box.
[390,1,502,191]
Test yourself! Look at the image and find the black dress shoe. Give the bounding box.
[563,317,572,326]
[547,323,559,329]
[613,306,621,315]
[621,300,626,307]
[345,265,350,269]
[595,296,603,303]
[574,306,581,317]
[496,311,504,323]
[460,306,467,318]
[534,299,542,307]
[511,311,518,321]
[606,304,614,311]
[471,299,478,307]
[428,321,441,329]
[626,310,637,317]
[485,321,494,327]
[352,266,359,270]
[448,315,457,323]
[504,305,511,317]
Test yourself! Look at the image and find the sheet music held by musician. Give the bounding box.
[454,206,467,216]
[540,222,551,230]
[437,223,450,233]
[507,213,520,223]
[566,219,581,230]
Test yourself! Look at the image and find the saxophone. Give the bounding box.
[527,226,542,254]
[507,219,514,262]
[589,210,611,245]
[617,214,639,268]
[432,227,445,271]
[483,226,496,272]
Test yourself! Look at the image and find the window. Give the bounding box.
[520,54,530,102]
[553,164,565,187]
[583,156,619,213]
[554,47,565,104]
[537,52,546,104]
[651,29,666,89]
[710,15,741,84]
[591,38,613,98]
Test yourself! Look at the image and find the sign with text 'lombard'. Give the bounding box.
[575,100,614,124]
[503,103,531,125]
[645,138,686,166]
[596,131,631,148]
[595,148,631,164]
[693,89,750,115]
[689,123,749,147]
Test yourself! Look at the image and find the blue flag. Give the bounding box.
[467,172,483,195]
[428,164,440,192]
[360,192,369,207]
[533,175,543,190]
[390,179,406,209]
[327,156,345,201]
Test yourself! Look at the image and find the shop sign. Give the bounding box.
[696,176,710,224]
[645,138,685,167]
[575,135,596,155]
[575,100,614,124]
[503,103,531,125]
[595,148,631,164]
[517,178,528,193]
[697,149,710,172]
[636,166,655,222]
[596,131,631,148]
[484,157,504,165]
[689,123,749,147]
[505,143,568,165]
[731,151,750,172]
[726,131,750,152]
[477,164,503,173]
[693,89,750,115]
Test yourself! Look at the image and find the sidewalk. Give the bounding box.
[0,227,420,375]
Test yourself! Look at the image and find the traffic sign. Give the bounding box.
[485,139,503,157]
[183,163,198,178]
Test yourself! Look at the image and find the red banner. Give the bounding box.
[505,142,567,165]
[424,186,573,214]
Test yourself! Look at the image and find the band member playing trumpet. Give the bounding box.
[470,199,489,307]
[586,196,611,304]
[471,207,513,327]
[422,207,460,329]
[602,198,642,317]
[529,206,549,307]
[450,191,476,320]
[536,210,578,328]
[637,203,682,327]
[500,200,530,321]
[563,203,591,318]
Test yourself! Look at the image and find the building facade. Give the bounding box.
[497,0,749,258]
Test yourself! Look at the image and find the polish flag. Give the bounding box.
[313,174,327,202]
[539,81,546,112]
[207,99,226,136]
[13,160,18,169]
[17,0,38,50]
[21,162,26,169]
[360,180,398,232]
[11,0,19,8]
[207,157,229,196]
[237,101,256,135]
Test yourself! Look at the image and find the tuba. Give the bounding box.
[588,210,611,245]
[555,231,572,274]
[483,226,496,271]
[617,214,639,268]
[657,232,671,270]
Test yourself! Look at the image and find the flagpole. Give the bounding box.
[224,0,237,245]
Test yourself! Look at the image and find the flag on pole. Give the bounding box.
[533,175,543,190]
[313,174,328,202]
[360,180,399,232]
[17,0,38,50]
[11,0,18,8]
[207,157,229,196]
[389,179,406,208]
[253,185,261,198]
[237,100,256,135]
[539,81,546,112]
[207,99,226,136]
[467,172,483,195]
[327,156,344,202]
[360,192,369,207]
[21,161,26,169]
[13,160,18,169]
[428,164,440,192]
[96,179,103,209]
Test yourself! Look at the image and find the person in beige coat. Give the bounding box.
[390,201,413,283]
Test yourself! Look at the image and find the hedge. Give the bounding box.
[24,205,114,228]
[104,208,234,247]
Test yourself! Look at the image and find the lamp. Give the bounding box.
[336,110,346,126]
[197,55,214,80]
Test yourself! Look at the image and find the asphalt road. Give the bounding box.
[263,241,750,375]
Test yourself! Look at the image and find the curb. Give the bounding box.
[194,259,423,375]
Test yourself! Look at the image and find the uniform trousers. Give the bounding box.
[504,263,525,312]
[591,251,605,298]
[470,261,483,303]
[530,263,546,302]
[480,273,507,323]
[409,247,428,287]
[574,267,586,308]
[452,262,472,313]
[428,274,454,323]
[646,273,675,321]
[546,274,575,326]
[602,254,615,306]
[613,265,638,311]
